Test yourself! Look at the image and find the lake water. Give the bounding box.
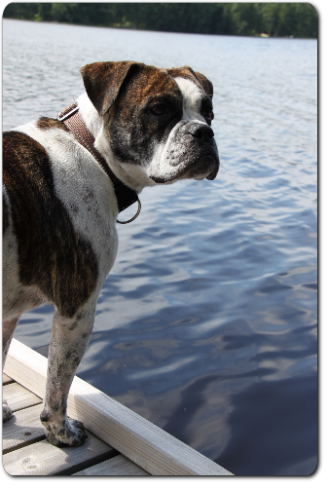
[2,19,317,476]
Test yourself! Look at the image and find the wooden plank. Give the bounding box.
[3,431,116,476]
[3,382,41,412]
[3,403,45,454]
[4,339,232,476]
[74,454,149,476]
[4,340,48,396]
[3,373,13,385]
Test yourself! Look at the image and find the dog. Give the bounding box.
[2,61,219,447]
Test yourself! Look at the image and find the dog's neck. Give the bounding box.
[77,93,156,193]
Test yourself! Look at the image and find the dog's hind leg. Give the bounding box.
[2,316,20,421]
[40,304,96,447]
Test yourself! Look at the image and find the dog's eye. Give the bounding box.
[150,103,167,116]
[203,110,214,125]
[201,98,214,125]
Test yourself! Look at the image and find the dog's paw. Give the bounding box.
[3,399,13,422]
[41,415,87,447]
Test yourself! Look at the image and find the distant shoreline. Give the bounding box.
[3,3,318,40]
[3,17,317,41]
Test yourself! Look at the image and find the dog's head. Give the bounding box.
[80,61,219,186]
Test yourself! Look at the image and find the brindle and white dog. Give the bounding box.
[3,61,219,447]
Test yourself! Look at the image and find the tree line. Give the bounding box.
[3,3,318,39]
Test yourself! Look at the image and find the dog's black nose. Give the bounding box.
[186,123,214,143]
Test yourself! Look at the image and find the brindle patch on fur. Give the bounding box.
[3,131,98,318]
[102,65,183,165]
[81,61,140,116]
[3,192,9,236]
[36,117,69,131]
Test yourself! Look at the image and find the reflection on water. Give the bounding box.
[3,19,317,475]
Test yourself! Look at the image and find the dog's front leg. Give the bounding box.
[40,305,95,447]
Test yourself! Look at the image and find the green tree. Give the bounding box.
[230,3,263,36]
[3,3,318,38]
[3,3,38,20]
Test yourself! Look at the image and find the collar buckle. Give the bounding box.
[57,103,79,122]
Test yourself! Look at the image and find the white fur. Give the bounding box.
[14,120,118,285]
[3,116,120,442]
[3,73,216,444]
[77,94,156,192]
[76,78,209,190]
[2,63,219,446]
[146,77,208,184]
[10,76,209,293]
[174,77,207,124]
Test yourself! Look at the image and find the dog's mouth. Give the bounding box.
[150,153,219,184]
[188,154,219,181]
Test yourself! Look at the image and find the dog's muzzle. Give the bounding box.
[183,122,220,180]
[148,118,220,184]
[186,122,214,143]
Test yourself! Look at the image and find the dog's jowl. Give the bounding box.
[2,61,220,447]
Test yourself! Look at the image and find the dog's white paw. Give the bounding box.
[41,414,87,447]
[3,399,13,422]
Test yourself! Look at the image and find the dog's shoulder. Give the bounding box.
[3,123,73,206]
[8,118,76,156]
[36,116,70,132]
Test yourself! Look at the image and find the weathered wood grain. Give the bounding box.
[74,454,149,476]
[2,403,45,454]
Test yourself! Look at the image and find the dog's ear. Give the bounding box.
[80,61,139,116]
[184,67,214,100]
[166,66,213,100]
[193,71,213,100]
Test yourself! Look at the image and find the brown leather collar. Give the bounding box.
[57,102,139,214]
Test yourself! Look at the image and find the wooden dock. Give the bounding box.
[3,339,232,476]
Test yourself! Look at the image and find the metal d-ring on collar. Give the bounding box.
[116,197,141,224]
